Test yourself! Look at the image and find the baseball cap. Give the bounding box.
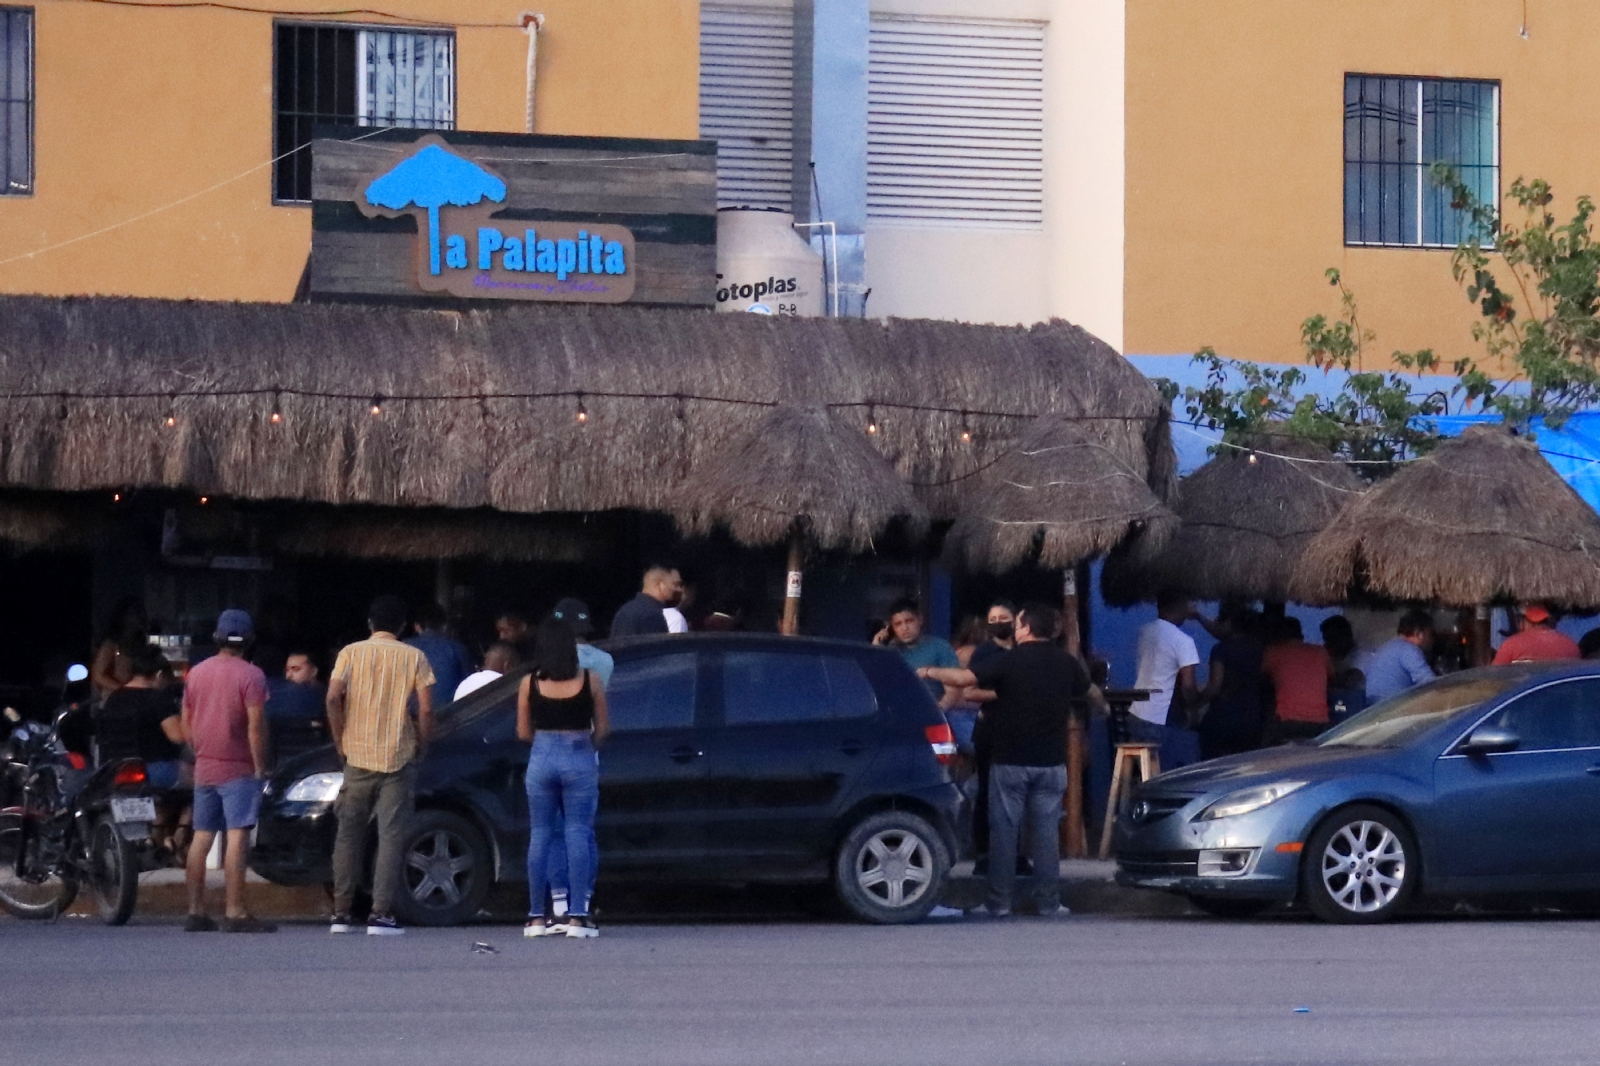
[1522,604,1551,624]
[551,597,594,637]
[213,608,255,645]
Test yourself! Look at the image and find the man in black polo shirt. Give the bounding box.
[920,603,1089,917]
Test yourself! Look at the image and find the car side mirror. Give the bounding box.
[1458,725,1520,756]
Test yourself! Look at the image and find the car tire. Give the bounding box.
[391,809,493,927]
[1186,895,1274,920]
[834,811,949,925]
[1300,804,1417,924]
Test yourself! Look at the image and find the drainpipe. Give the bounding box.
[521,13,545,133]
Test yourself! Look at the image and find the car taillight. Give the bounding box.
[925,723,957,766]
[112,762,147,787]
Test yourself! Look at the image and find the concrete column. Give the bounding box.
[793,0,870,317]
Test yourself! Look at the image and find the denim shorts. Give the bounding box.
[193,775,263,832]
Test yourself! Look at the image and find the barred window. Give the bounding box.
[0,8,32,196]
[1344,75,1498,247]
[273,23,454,204]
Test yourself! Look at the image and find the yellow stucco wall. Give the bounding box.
[1126,0,1599,367]
[0,0,700,302]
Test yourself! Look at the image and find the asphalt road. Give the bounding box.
[5,912,1600,1066]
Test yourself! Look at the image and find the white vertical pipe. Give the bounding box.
[522,13,545,133]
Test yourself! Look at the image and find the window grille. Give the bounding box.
[867,16,1044,228]
[1344,75,1499,247]
[273,23,454,204]
[0,8,31,195]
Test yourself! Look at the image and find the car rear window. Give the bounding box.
[608,652,698,732]
[722,651,878,725]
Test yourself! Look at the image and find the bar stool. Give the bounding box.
[1097,742,1161,859]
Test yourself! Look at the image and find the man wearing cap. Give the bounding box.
[181,609,274,933]
[1495,604,1581,664]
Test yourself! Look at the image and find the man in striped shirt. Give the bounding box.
[326,595,436,936]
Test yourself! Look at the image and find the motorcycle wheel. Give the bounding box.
[0,812,79,919]
[87,817,139,926]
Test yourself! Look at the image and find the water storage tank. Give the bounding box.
[715,208,826,316]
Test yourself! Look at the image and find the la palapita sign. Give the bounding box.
[358,136,636,303]
[307,129,717,307]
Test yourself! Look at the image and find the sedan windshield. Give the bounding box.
[1316,673,1525,749]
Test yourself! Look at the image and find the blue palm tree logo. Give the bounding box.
[365,142,507,276]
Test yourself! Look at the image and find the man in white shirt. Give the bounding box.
[1129,591,1202,738]
[454,642,519,701]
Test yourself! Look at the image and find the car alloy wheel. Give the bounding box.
[834,810,950,924]
[1301,804,1417,924]
[856,829,934,909]
[392,809,492,927]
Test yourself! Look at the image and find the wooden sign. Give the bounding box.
[309,129,716,307]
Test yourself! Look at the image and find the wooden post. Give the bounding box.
[780,531,804,636]
[1472,604,1492,666]
[1062,568,1087,857]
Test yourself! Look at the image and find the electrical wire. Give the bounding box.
[38,0,520,29]
[0,126,392,270]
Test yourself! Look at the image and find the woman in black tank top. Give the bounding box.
[516,617,609,938]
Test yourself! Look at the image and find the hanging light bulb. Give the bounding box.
[866,404,879,436]
[370,394,384,417]
[675,394,686,422]
[112,492,121,503]
[575,394,589,424]
[1247,451,1259,465]
[164,394,178,428]
[56,394,68,422]
[269,390,283,425]
[199,496,209,505]
[959,411,973,444]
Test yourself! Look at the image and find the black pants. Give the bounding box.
[972,715,992,857]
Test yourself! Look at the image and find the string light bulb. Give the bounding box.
[269,391,283,425]
[164,394,177,428]
[112,492,121,502]
[56,394,68,422]
[866,404,879,436]
[1247,452,1259,465]
[199,496,209,505]
[575,394,588,424]
[370,394,384,417]
[959,411,973,444]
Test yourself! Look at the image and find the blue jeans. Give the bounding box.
[546,803,598,901]
[987,763,1067,915]
[525,732,599,918]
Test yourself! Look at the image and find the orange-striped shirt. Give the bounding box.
[332,633,435,773]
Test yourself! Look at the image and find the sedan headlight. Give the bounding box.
[1194,781,1307,821]
[284,771,344,803]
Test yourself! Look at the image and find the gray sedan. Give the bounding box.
[1115,663,1600,923]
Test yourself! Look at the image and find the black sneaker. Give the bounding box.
[564,915,599,939]
[183,913,218,933]
[366,913,405,936]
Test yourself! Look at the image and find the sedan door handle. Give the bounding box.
[839,739,865,756]
[670,746,704,763]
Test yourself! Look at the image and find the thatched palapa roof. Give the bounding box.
[274,506,604,563]
[0,297,1174,545]
[1292,423,1600,607]
[1103,435,1366,604]
[673,406,927,551]
[942,416,1179,573]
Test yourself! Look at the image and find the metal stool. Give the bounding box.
[1098,742,1162,859]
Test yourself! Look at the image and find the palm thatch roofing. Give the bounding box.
[0,296,1174,554]
[273,506,604,563]
[1292,423,1600,607]
[941,416,1179,573]
[673,406,927,551]
[1102,434,1366,604]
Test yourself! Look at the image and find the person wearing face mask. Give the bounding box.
[962,600,1017,875]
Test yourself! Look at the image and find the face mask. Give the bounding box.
[988,622,1015,641]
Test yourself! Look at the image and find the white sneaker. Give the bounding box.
[525,917,565,938]
[564,916,599,938]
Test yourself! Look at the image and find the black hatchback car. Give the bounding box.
[251,634,963,924]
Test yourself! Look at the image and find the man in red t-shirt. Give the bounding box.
[1261,617,1333,742]
[1494,605,1581,664]
[180,609,273,933]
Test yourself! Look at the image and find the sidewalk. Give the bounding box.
[91,861,1192,922]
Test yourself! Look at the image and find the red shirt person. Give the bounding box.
[1260,617,1333,735]
[1494,605,1581,664]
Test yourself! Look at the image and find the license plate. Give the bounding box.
[111,797,158,824]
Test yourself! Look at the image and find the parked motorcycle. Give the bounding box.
[0,687,153,925]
